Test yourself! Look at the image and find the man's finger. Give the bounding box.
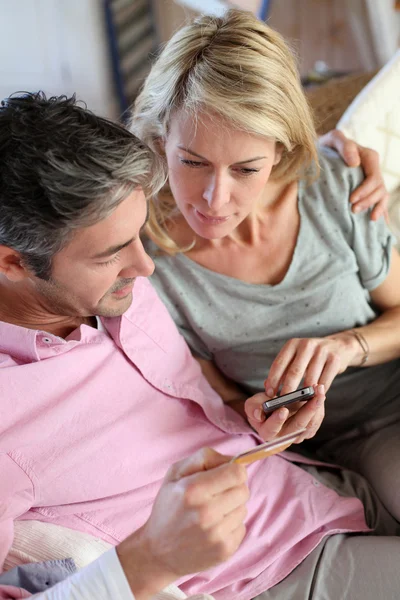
[167,447,231,482]
[319,130,361,167]
[206,484,250,525]
[358,146,380,176]
[350,181,384,205]
[182,461,248,502]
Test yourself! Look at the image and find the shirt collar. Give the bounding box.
[0,278,150,363]
[0,317,109,363]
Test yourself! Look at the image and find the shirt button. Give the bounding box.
[42,337,52,344]
[313,479,321,487]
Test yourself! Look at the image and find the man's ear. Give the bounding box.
[155,137,166,155]
[0,246,30,282]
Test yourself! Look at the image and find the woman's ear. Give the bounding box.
[0,247,29,282]
[273,142,284,166]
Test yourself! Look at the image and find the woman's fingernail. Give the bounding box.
[353,205,361,213]
[253,408,263,422]
[266,388,274,398]
[317,384,325,393]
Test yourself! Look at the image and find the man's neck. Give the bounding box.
[0,279,96,338]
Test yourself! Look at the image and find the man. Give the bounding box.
[0,93,398,600]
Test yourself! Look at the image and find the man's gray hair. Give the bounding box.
[0,92,164,279]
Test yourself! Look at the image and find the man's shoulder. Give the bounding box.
[117,277,183,350]
[123,277,166,321]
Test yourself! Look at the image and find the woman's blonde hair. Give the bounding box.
[130,9,318,253]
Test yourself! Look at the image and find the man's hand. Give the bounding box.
[319,129,389,221]
[244,384,325,444]
[117,448,249,600]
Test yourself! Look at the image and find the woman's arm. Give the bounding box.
[262,247,400,400]
[195,357,247,418]
[347,248,400,365]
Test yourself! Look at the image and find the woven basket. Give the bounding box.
[305,72,377,135]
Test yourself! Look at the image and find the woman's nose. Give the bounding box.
[202,174,230,211]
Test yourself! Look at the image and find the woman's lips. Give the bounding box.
[193,208,231,225]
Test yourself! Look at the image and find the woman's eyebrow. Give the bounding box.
[177,145,206,159]
[177,145,266,164]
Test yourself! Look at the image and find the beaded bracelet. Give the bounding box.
[350,329,370,366]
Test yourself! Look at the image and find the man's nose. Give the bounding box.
[120,240,155,279]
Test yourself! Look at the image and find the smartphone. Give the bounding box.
[231,428,306,465]
[262,386,315,415]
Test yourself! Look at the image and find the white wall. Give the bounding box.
[0,0,118,118]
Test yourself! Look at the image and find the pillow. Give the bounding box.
[5,520,215,600]
[4,520,111,572]
[337,49,400,194]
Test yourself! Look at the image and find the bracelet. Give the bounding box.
[350,329,370,366]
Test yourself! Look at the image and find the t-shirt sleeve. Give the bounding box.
[319,147,395,292]
[345,165,395,291]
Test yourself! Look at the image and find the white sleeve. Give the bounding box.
[31,548,135,600]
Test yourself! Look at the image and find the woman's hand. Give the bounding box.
[264,334,360,402]
[319,129,389,221]
[244,384,325,444]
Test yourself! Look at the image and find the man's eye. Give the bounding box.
[99,254,120,267]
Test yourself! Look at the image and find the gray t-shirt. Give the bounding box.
[147,148,399,440]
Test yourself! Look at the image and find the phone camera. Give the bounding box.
[301,390,305,394]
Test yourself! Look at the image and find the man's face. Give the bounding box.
[35,189,154,318]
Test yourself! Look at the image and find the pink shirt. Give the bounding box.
[0,277,368,600]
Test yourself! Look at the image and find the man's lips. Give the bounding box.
[111,280,135,297]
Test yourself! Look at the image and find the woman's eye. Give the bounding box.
[179,159,205,168]
[237,168,260,176]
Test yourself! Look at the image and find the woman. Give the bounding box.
[130,10,400,522]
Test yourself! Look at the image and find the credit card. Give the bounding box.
[231,429,306,465]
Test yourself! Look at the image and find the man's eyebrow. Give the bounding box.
[91,238,134,259]
[178,145,267,164]
[91,208,149,260]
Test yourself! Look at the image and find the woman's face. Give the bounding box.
[163,110,282,239]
